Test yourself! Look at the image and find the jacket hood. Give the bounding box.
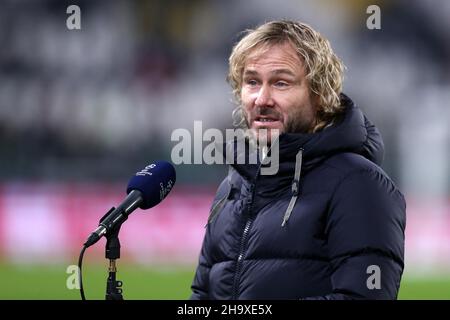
[279,93,384,168]
[208,94,386,226]
[227,93,384,182]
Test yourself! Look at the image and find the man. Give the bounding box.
[191,20,406,300]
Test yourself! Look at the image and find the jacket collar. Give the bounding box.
[225,94,384,190]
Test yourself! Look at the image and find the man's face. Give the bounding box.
[240,41,317,143]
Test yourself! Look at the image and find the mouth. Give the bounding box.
[253,116,282,127]
[256,117,276,122]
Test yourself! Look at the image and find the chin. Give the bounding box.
[251,127,282,145]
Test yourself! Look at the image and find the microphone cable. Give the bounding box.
[78,245,88,300]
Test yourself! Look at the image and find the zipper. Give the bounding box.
[232,214,254,299]
[231,140,278,299]
[231,171,259,299]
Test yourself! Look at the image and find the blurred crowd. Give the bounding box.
[0,0,449,199]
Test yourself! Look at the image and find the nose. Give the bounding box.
[254,84,274,107]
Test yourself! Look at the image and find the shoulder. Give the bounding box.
[323,152,405,209]
[322,152,397,190]
[324,152,382,177]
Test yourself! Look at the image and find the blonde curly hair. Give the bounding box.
[228,20,345,132]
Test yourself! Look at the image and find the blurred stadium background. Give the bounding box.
[0,0,449,299]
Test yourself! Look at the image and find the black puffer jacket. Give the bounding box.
[191,94,406,300]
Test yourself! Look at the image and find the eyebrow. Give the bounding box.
[243,68,297,78]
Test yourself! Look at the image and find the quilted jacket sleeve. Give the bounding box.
[190,177,229,300]
[304,168,406,300]
[190,227,213,300]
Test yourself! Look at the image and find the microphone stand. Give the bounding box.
[104,207,125,300]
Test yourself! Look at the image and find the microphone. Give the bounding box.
[83,161,176,248]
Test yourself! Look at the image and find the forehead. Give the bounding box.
[244,41,304,75]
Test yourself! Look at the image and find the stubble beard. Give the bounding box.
[245,106,315,145]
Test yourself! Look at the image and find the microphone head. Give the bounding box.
[126,161,176,209]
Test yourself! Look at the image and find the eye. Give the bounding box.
[245,79,258,86]
[274,81,289,88]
